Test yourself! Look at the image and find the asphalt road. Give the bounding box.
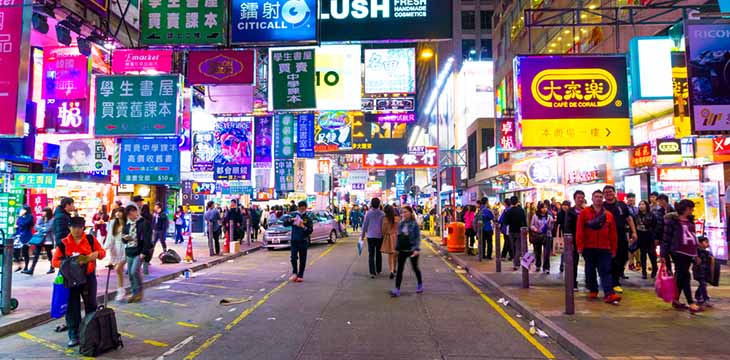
[0,235,572,360]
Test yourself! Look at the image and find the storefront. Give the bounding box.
[563,151,609,198]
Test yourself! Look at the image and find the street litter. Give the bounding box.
[219,296,253,306]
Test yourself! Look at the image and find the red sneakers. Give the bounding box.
[604,293,622,304]
[293,277,303,283]
[587,291,599,300]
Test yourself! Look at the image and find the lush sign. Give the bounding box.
[140,0,226,45]
[270,48,316,110]
[686,23,730,134]
[120,137,180,184]
[231,0,317,44]
[187,50,255,84]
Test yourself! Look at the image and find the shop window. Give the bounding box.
[462,11,476,30]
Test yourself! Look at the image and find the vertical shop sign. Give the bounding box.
[230,0,317,44]
[192,130,215,171]
[140,0,226,45]
[187,50,255,84]
[296,113,315,158]
[29,193,47,218]
[44,99,89,134]
[120,137,180,184]
[686,23,730,134]
[95,74,182,136]
[497,118,517,152]
[42,47,89,100]
[0,2,28,136]
[0,188,24,238]
[214,118,252,180]
[671,51,692,138]
[254,116,273,168]
[294,158,306,192]
[180,88,192,151]
[274,159,294,192]
[274,113,295,159]
[270,48,316,110]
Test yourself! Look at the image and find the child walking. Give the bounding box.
[693,236,712,307]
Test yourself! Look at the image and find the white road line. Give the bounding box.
[154,335,195,360]
[228,308,237,312]
[215,317,223,321]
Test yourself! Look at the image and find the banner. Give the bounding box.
[353,115,408,153]
[364,48,416,94]
[270,48,316,110]
[686,23,730,134]
[296,113,315,158]
[254,116,273,168]
[44,99,89,134]
[496,118,517,152]
[214,118,252,180]
[230,0,317,44]
[514,55,631,147]
[0,3,25,135]
[120,137,180,184]
[274,113,295,159]
[315,45,361,110]
[275,159,294,192]
[95,74,182,136]
[314,111,352,153]
[671,51,692,138]
[362,146,437,169]
[294,158,306,192]
[140,0,225,45]
[59,139,113,173]
[14,174,57,189]
[42,47,89,100]
[112,49,173,74]
[192,130,215,171]
[187,50,255,84]
[0,188,24,238]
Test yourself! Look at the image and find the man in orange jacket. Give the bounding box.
[576,190,621,304]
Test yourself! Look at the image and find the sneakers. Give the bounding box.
[289,274,298,282]
[688,303,703,313]
[115,291,126,302]
[588,291,599,300]
[416,284,424,293]
[293,277,303,283]
[604,293,622,304]
[390,288,400,297]
[67,339,80,348]
[613,286,624,294]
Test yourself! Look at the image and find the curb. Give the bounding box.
[0,244,263,339]
[425,237,603,360]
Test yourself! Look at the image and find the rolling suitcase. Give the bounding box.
[79,265,123,356]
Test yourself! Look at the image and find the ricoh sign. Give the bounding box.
[320,0,452,42]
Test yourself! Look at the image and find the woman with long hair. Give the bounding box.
[390,205,423,297]
[23,207,55,275]
[530,202,554,274]
[105,207,128,301]
[635,200,658,279]
[663,199,701,313]
[15,205,35,273]
[381,205,400,279]
[92,204,109,242]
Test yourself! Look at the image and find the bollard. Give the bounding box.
[477,220,483,262]
[2,240,14,314]
[564,233,575,315]
[206,221,215,256]
[520,227,529,289]
[494,220,501,273]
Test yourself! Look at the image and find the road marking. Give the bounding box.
[424,241,556,359]
[183,333,222,360]
[18,332,93,360]
[109,306,162,321]
[215,317,223,321]
[176,321,200,328]
[164,289,215,298]
[225,280,288,331]
[119,330,169,347]
[154,299,189,307]
[205,277,243,282]
[155,336,194,360]
[179,282,229,289]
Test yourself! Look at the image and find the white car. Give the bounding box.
[263,211,339,249]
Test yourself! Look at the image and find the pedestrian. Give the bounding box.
[498,199,513,260]
[361,198,385,278]
[390,205,423,297]
[625,193,641,272]
[224,199,243,243]
[350,206,361,231]
[654,194,675,274]
[463,205,476,255]
[152,202,169,254]
[603,185,637,294]
[284,201,313,282]
[649,191,660,211]
[663,199,701,313]
[174,206,186,244]
[576,190,621,304]
[261,206,270,230]
[562,191,586,289]
[92,205,109,242]
[51,216,106,348]
[693,236,712,307]
[105,207,128,301]
[139,203,153,275]
[53,197,74,246]
[478,198,495,259]
[502,196,527,271]
[13,205,34,273]
[381,205,400,279]
[250,205,261,241]
[635,200,658,279]
[122,203,152,303]
[204,201,222,255]
[24,207,55,275]
[530,202,554,274]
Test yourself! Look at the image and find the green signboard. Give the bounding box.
[14,174,56,188]
[95,74,182,136]
[0,188,25,240]
[140,0,226,45]
[274,113,295,159]
[271,49,316,110]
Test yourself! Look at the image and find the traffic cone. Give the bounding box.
[184,232,195,263]
[223,228,230,254]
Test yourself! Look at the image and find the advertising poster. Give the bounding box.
[671,51,692,138]
[254,116,273,168]
[353,115,408,153]
[275,159,294,192]
[0,3,25,135]
[192,130,216,171]
[703,182,721,226]
[315,45,362,110]
[187,50,255,85]
[364,48,416,94]
[254,168,271,189]
[270,48,316,110]
[230,0,317,44]
[214,118,252,180]
[686,23,730,134]
[514,55,631,147]
[140,0,226,45]
[274,113,295,159]
[95,74,182,136]
[296,113,315,158]
[44,99,89,134]
[42,47,89,100]
[314,111,352,153]
[112,49,173,74]
[362,146,438,169]
[120,137,180,184]
[59,139,113,173]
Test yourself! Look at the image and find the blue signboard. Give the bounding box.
[230,0,317,44]
[296,113,315,158]
[120,138,180,185]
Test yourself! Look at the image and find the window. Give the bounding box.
[481,128,494,152]
[461,11,475,30]
[468,132,477,179]
[462,39,476,60]
[480,10,493,30]
[480,38,493,59]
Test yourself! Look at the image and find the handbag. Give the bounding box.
[552,226,564,255]
[655,264,677,303]
[50,274,70,318]
[29,232,45,246]
[709,256,721,287]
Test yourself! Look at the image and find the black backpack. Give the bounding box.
[159,248,182,264]
[58,235,95,288]
[79,265,123,356]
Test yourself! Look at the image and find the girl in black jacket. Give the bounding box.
[635,200,657,279]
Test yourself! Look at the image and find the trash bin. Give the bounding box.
[446,222,466,253]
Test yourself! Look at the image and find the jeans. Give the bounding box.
[559,246,579,288]
[211,229,221,255]
[510,234,522,268]
[481,230,494,258]
[533,236,553,271]
[611,233,629,286]
[290,240,308,278]
[395,251,422,289]
[126,255,143,297]
[175,225,184,244]
[367,237,383,275]
[583,248,614,296]
[673,252,694,305]
[66,272,97,341]
[638,230,657,277]
[695,279,709,304]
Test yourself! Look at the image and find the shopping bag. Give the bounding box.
[654,264,677,303]
[357,239,363,256]
[51,274,70,319]
[709,256,721,287]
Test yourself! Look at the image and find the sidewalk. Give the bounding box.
[426,235,730,360]
[0,235,262,338]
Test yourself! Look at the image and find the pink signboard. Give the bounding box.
[206,85,254,115]
[187,50,255,85]
[42,47,89,100]
[112,49,173,74]
[0,4,24,135]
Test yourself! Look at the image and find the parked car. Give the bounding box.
[263,211,339,249]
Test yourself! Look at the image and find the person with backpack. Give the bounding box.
[51,216,106,348]
[122,203,152,303]
[24,207,55,275]
[284,201,313,282]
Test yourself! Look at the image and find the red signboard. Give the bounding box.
[42,47,89,100]
[631,143,652,168]
[187,50,255,85]
[712,137,730,156]
[112,49,173,74]
[497,118,517,152]
[362,146,438,169]
[0,3,25,135]
[29,193,47,218]
[657,167,701,182]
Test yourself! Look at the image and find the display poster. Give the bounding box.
[314,111,352,153]
[254,116,273,168]
[230,0,317,44]
[187,50,255,84]
[59,139,113,173]
[353,115,408,153]
[120,137,180,184]
[362,146,437,169]
[703,182,721,226]
[296,113,315,158]
[192,130,215,171]
[274,113,295,159]
[214,118,252,180]
[42,47,89,100]
[270,48,316,110]
[670,51,692,138]
[275,159,294,192]
[95,74,182,136]
[315,45,361,110]
[364,48,415,94]
[112,49,173,74]
[14,174,57,189]
[686,23,730,134]
[44,99,89,134]
[140,0,226,45]
[0,3,25,135]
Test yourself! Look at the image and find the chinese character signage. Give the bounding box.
[14,174,57,189]
[112,49,173,74]
[140,0,225,45]
[372,112,415,123]
[631,143,652,168]
[362,146,438,169]
[671,51,692,138]
[95,74,182,136]
[657,167,700,182]
[349,170,368,190]
[44,99,89,134]
[315,111,352,153]
[0,188,24,238]
[315,45,361,110]
[566,164,606,185]
[42,47,89,100]
[362,97,416,112]
[231,0,317,44]
[120,137,180,184]
[192,130,215,171]
[274,159,294,192]
[187,50,255,84]
[686,23,730,134]
[29,193,48,218]
[270,48,316,110]
[497,118,517,152]
[214,118,252,180]
[254,116,272,168]
[0,3,26,136]
[364,48,416,94]
[514,55,631,147]
[59,139,113,173]
[274,113,295,159]
[296,113,315,158]
[353,115,408,153]
[294,158,306,192]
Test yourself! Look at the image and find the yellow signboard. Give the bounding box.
[521,118,632,147]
